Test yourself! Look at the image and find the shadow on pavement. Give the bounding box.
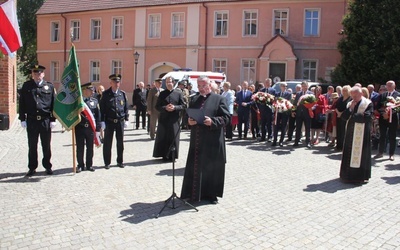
[384,164,400,171]
[156,167,185,176]
[0,167,74,183]
[120,200,199,224]
[303,178,362,193]
[381,176,400,185]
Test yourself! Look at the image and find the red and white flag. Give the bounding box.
[0,0,22,56]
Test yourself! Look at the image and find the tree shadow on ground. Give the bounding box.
[120,199,201,224]
[381,176,400,185]
[303,178,364,193]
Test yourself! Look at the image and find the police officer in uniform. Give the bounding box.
[100,74,129,169]
[19,65,57,177]
[75,82,101,173]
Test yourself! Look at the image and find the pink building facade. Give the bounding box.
[37,0,347,97]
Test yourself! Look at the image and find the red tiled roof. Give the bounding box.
[36,0,241,15]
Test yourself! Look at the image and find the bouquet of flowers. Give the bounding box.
[252,92,275,108]
[385,96,400,122]
[233,102,239,112]
[298,94,317,118]
[273,97,294,113]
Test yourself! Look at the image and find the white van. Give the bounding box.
[161,70,226,92]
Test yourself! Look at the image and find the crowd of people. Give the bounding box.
[17,64,399,203]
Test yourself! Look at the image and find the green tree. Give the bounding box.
[332,0,400,86]
[17,0,45,78]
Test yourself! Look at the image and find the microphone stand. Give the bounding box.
[156,119,198,218]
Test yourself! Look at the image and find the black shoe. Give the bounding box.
[117,163,125,168]
[238,136,242,140]
[286,138,292,142]
[271,142,277,146]
[46,169,53,175]
[25,169,36,177]
[76,168,81,173]
[105,165,110,169]
[136,127,139,130]
[279,142,283,147]
[209,197,218,205]
[87,167,95,172]
[293,143,299,147]
[307,143,312,149]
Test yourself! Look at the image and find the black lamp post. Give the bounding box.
[134,51,140,90]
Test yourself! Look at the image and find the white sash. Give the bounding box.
[346,97,371,168]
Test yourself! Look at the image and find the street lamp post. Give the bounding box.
[133,51,140,91]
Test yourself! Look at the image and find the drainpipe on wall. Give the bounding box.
[61,13,67,68]
[202,3,208,71]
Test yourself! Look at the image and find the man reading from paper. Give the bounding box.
[339,86,373,184]
[180,76,230,204]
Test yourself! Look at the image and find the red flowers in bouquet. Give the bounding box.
[252,92,275,108]
[298,94,317,118]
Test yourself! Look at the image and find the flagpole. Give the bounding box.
[72,127,77,173]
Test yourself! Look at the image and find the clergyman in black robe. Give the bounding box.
[153,77,186,161]
[340,86,373,184]
[180,76,230,204]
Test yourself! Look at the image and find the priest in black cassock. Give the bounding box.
[180,76,230,204]
[153,76,186,161]
[340,86,373,184]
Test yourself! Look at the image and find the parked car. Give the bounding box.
[272,80,335,94]
[161,69,226,92]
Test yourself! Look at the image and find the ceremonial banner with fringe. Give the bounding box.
[53,45,84,130]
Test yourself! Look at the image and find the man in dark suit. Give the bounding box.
[259,78,276,142]
[293,81,314,148]
[235,81,253,139]
[374,80,399,161]
[272,82,292,146]
[132,81,148,129]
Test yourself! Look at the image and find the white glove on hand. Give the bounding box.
[21,121,27,128]
[50,122,57,129]
[101,122,106,130]
[96,131,101,137]
[124,121,129,128]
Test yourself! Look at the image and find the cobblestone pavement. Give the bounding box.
[0,110,399,249]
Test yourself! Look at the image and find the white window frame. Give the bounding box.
[90,60,100,82]
[50,61,60,82]
[243,10,258,37]
[111,60,122,75]
[70,20,80,41]
[90,18,101,41]
[304,8,320,37]
[241,59,256,84]
[213,58,228,74]
[273,9,289,36]
[112,17,123,40]
[171,12,185,38]
[50,21,60,43]
[148,14,161,39]
[302,59,318,82]
[214,11,229,37]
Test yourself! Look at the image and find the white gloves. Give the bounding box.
[50,122,57,129]
[21,121,27,128]
[101,122,106,130]
[124,121,129,128]
[96,131,101,137]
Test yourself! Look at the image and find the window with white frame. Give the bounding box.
[50,61,60,82]
[273,9,288,36]
[50,21,60,42]
[215,11,228,37]
[149,14,161,38]
[304,9,320,36]
[241,59,256,83]
[90,60,100,82]
[243,10,257,36]
[171,13,184,38]
[91,19,101,40]
[302,60,317,81]
[213,59,227,73]
[112,17,123,40]
[111,60,122,75]
[70,20,80,41]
